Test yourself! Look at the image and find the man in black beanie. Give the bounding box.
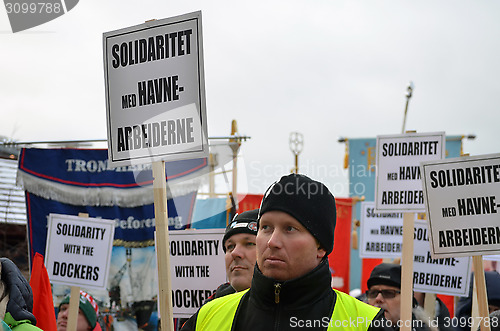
[366,263,403,326]
[367,263,450,331]
[204,209,259,302]
[182,174,389,331]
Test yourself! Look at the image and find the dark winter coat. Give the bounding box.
[1,258,42,331]
[181,258,391,330]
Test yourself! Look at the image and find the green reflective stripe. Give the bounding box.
[195,290,247,331]
[195,288,380,331]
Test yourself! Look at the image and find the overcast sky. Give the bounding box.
[1,1,499,197]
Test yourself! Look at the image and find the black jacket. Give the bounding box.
[1,258,37,325]
[182,258,390,330]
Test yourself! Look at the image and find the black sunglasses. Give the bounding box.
[366,289,401,299]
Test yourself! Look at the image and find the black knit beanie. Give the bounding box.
[367,263,401,289]
[222,209,259,252]
[258,174,337,255]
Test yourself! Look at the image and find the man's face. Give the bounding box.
[366,285,401,325]
[57,304,92,331]
[224,233,257,292]
[256,210,326,281]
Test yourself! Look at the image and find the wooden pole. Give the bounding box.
[471,275,479,331]
[152,161,174,331]
[66,213,89,331]
[400,212,415,331]
[229,120,240,207]
[232,150,238,204]
[67,286,80,331]
[471,255,490,331]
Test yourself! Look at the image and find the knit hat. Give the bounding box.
[222,209,259,252]
[367,263,401,289]
[59,291,99,330]
[258,174,337,255]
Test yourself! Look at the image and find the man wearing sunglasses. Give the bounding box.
[366,263,403,326]
[366,263,441,331]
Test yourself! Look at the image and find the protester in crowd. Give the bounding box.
[57,290,100,331]
[455,271,500,331]
[366,263,451,331]
[178,209,259,329]
[181,174,389,331]
[0,258,42,331]
[366,263,404,327]
[205,209,259,302]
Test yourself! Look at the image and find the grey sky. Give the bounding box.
[1,1,499,196]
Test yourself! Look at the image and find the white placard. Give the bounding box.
[169,229,226,318]
[421,153,500,258]
[375,132,445,213]
[359,202,472,296]
[45,214,115,290]
[359,201,403,258]
[413,220,471,297]
[103,11,209,167]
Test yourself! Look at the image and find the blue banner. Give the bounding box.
[19,148,207,188]
[25,191,197,260]
[18,148,209,330]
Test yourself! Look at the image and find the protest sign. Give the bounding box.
[45,213,115,289]
[103,11,208,167]
[359,201,403,258]
[413,220,471,297]
[168,229,225,318]
[421,153,500,258]
[359,203,471,296]
[375,132,445,330]
[375,132,445,212]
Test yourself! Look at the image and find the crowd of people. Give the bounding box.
[2,173,500,331]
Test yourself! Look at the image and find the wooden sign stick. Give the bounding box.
[152,161,174,331]
[400,212,415,331]
[471,255,490,331]
[66,286,81,331]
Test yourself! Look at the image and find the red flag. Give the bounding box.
[328,197,352,294]
[361,258,383,293]
[237,193,264,213]
[30,253,57,331]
